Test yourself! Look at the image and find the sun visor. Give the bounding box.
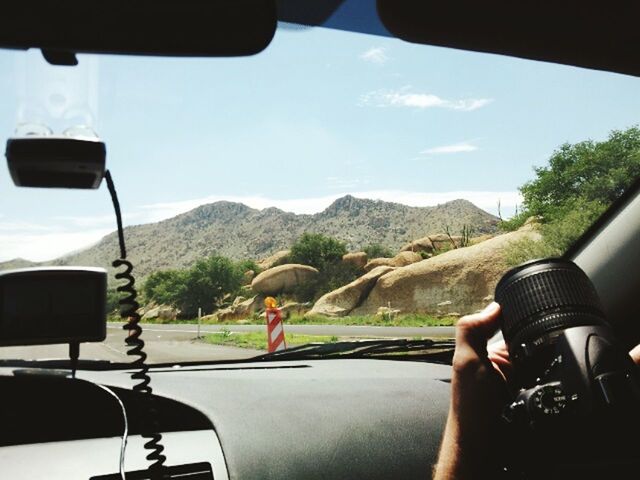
[377,1,640,77]
[0,1,277,61]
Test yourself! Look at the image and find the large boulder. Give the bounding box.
[256,250,290,271]
[400,233,462,255]
[243,270,256,285]
[141,304,179,322]
[251,264,319,295]
[307,266,396,317]
[351,225,541,316]
[364,251,422,272]
[216,295,264,321]
[342,252,368,270]
[280,301,311,318]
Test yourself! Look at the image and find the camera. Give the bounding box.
[495,258,640,477]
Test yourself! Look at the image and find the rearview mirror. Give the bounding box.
[0,1,277,61]
[0,268,107,347]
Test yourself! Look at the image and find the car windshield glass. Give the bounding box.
[1,20,640,365]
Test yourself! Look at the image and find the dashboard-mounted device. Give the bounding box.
[0,267,107,347]
[6,137,106,189]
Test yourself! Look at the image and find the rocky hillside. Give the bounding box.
[1,195,498,281]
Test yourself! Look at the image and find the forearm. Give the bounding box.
[433,409,490,480]
[433,410,466,480]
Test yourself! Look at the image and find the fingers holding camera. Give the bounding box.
[433,302,508,480]
[453,302,501,374]
[450,302,509,418]
[487,340,513,382]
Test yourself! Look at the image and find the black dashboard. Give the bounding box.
[0,359,451,479]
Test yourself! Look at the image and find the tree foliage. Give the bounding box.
[288,233,359,302]
[504,126,640,263]
[143,256,247,317]
[289,233,347,270]
[506,126,640,231]
[364,243,392,259]
[106,288,122,316]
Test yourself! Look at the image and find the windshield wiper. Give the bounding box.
[0,358,132,371]
[250,338,455,363]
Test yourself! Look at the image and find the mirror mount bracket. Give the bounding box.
[41,49,78,66]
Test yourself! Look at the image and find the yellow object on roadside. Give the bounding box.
[264,296,277,308]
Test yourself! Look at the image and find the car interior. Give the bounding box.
[1,1,639,479]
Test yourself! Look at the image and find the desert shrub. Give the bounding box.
[143,255,247,317]
[289,233,347,270]
[364,243,392,259]
[292,262,360,302]
[236,259,261,275]
[105,288,122,316]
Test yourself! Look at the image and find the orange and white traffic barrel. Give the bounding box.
[264,296,286,352]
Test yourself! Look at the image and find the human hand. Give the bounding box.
[433,302,509,480]
[487,335,640,379]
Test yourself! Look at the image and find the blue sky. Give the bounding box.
[1,23,640,262]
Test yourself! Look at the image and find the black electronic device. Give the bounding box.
[6,137,106,189]
[495,258,640,478]
[0,267,107,347]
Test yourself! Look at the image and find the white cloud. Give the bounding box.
[360,47,389,65]
[360,87,493,111]
[0,228,111,262]
[421,142,479,155]
[0,221,59,233]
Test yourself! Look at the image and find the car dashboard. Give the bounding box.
[0,359,452,479]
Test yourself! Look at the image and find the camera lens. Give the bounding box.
[495,258,606,361]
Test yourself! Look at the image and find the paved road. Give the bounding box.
[0,327,263,364]
[0,323,455,365]
[111,322,456,339]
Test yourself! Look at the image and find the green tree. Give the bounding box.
[106,288,122,316]
[503,126,640,264]
[235,259,261,275]
[289,233,347,270]
[509,126,640,229]
[179,256,244,317]
[142,269,187,306]
[364,243,392,259]
[142,256,246,317]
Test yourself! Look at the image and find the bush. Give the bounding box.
[142,255,247,318]
[236,259,261,275]
[364,243,392,259]
[505,198,607,266]
[142,269,187,306]
[498,211,529,232]
[292,261,360,302]
[289,233,347,270]
[180,256,244,317]
[106,288,121,316]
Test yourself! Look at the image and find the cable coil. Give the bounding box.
[106,170,167,479]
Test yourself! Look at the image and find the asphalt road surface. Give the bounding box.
[0,323,455,365]
[115,322,456,339]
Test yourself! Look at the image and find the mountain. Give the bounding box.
[1,196,498,282]
[0,258,38,271]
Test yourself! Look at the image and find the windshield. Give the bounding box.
[1,20,640,364]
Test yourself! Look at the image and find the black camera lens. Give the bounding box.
[495,258,606,361]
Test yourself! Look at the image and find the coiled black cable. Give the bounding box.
[105,170,167,479]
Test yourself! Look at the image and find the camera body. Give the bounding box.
[495,259,640,477]
[504,325,639,426]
